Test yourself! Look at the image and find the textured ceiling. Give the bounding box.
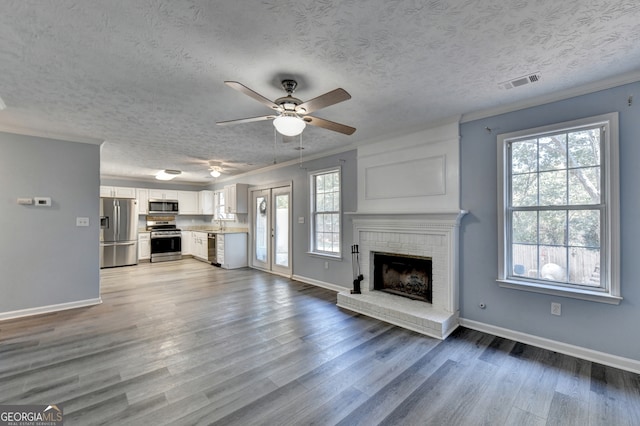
[1,0,639,183]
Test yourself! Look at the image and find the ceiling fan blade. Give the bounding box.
[303,116,356,135]
[224,81,280,111]
[296,88,351,114]
[216,115,276,126]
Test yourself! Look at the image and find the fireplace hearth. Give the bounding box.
[373,252,432,303]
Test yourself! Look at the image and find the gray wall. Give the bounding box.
[459,81,640,360]
[1,132,101,314]
[217,150,358,287]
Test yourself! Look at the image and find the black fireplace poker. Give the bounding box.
[351,244,363,294]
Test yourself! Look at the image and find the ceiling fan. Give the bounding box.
[216,79,356,136]
[207,160,235,177]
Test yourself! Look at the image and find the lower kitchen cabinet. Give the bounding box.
[138,232,150,261]
[192,231,209,261]
[217,233,247,269]
[181,231,191,255]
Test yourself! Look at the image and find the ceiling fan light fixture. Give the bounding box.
[273,114,306,136]
[210,167,221,177]
[155,169,181,181]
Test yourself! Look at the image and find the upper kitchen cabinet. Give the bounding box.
[136,188,149,215]
[100,186,136,199]
[224,184,249,214]
[199,190,214,215]
[148,189,178,200]
[178,191,199,215]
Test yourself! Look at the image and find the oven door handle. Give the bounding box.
[151,235,181,239]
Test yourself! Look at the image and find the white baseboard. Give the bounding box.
[291,275,347,293]
[459,318,640,375]
[0,298,102,322]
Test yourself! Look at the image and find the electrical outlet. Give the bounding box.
[76,217,90,227]
[551,302,561,316]
[324,261,329,269]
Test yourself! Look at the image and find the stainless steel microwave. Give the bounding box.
[148,199,179,214]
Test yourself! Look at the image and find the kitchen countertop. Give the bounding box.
[181,227,248,234]
[138,227,248,234]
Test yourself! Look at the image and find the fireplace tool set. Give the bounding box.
[351,244,363,294]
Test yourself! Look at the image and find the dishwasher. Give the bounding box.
[207,233,218,265]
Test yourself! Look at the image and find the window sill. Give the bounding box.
[307,252,342,261]
[497,279,622,305]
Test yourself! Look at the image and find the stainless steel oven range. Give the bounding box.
[147,217,182,263]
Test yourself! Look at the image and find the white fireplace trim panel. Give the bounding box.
[338,212,466,339]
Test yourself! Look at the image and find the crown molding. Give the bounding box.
[461,71,640,123]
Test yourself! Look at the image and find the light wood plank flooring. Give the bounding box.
[1,259,639,425]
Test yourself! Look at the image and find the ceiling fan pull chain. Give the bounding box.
[299,133,303,165]
[273,127,278,164]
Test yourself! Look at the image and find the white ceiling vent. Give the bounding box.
[499,72,541,90]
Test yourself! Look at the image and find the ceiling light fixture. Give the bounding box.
[210,167,221,178]
[273,113,306,136]
[155,169,181,181]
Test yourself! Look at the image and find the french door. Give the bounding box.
[251,184,291,276]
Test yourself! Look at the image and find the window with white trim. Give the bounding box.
[497,113,620,304]
[214,190,234,221]
[310,167,341,257]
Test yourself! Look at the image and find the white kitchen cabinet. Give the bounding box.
[224,184,249,214]
[216,233,247,269]
[148,189,179,200]
[192,231,208,261]
[181,231,192,255]
[100,186,136,198]
[138,232,150,261]
[199,190,214,215]
[136,188,149,215]
[178,191,199,215]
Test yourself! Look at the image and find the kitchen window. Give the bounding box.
[310,167,341,257]
[215,190,234,220]
[497,112,621,304]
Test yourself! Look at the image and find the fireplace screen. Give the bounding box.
[373,252,432,303]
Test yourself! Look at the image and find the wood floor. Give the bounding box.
[1,259,639,425]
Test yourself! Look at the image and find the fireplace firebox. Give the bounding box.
[373,252,432,303]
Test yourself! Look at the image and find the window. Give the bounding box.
[497,113,620,304]
[310,167,341,257]
[214,190,234,220]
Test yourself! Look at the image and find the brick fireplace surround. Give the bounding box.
[338,212,466,339]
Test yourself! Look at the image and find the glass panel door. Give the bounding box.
[251,185,291,276]
[272,187,291,275]
[253,189,270,270]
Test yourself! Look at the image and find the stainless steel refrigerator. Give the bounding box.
[100,198,138,268]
